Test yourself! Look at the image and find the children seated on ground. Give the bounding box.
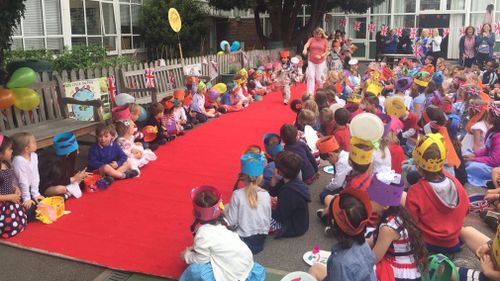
[180,186,265,281]
[406,133,469,255]
[39,132,90,199]
[145,103,171,145]
[280,124,319,184]
[319,107,335,136]
[161,96,183,137]
[411,71,431,117]
[309,189,376,281]
[0,135,28,238]
[11,132,43,212]
[190,81,220,122]
[366,172,427,281]
[87,124,138,187]
[115,120,156,175]
[462,99,490,154]
[332,108,350,152]
[268,151,310,238]
[172,90,193,131]
[262,133,283,190]
[225,153,271,255]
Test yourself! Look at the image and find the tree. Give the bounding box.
[0,0,25,73]
[208,0,384,47]
[140,0,210,61]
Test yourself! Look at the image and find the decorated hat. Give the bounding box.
[395,77,413,92]
[349,137,374,165]
[53,132,78,156]
[172,98,181,107]
[207,89,219,102]
[414,71,431,87]
[316,136,340,154]
[162,96,175,109]
[384,96,407,118]
[264,63,273,70]
[263,133,283,156]
[366,82,384,96]
[112,105,131,121]
[191,185,223,222]
[347,93,362,104]
[330,188,373,236]
[290,57,300,65]
[380,67,393,82]
[183,93,193,106]
[248,68,256,78]
[367,172,404,206]
[240,153,265,177]
[174,90,185,101]
[141,125,158,142]
[349,58,359,65]
[280,50,290,58]
[432,71,444,87]
[197,80,206,91]
[412,133,447,172]
[238,68,248,79]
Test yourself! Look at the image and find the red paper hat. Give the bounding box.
[161,96,175,109]
[330,189,372,236]
[367,172,404,206]
[112,105,131,121]
[380,67,393,81]
[173,90,185,101]
[191,185,222,222]
[264,63,273,70]
[280,50,290,58]
[183,94,193,106]
[141,125,158,142]
[316,136,339,154]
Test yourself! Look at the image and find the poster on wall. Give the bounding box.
[63,78,112,121]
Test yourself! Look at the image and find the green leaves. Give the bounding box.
[0,0,26,68]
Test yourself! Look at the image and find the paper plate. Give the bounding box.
[350,112,384,142]
[304,125,319,152]
[303,250,331,266]
[280,271,317,281]
[323,165,334,174]
[291,57,300,64]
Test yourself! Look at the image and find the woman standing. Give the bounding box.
[459,26,477,67]
[302,27,330,97]
[476,23,496,68]
[417,29,430,64]
[427,29,443,64]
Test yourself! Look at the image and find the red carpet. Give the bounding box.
[1,84,303,278]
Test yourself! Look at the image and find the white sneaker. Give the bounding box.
[66,183,82,199]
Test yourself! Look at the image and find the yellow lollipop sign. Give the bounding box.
[168,8,181,33]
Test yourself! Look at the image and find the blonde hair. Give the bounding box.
[239,174,261,209]
[313,27,328,39]
[303,100,319,116]
[298,109,317,127]
[12,132,34,156]
[326,70,340,85]
[129,103,141,114]
[319,108,334,124]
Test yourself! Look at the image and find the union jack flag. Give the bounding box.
[396,27,402,37]
[381,24,388,36]
[368,23,375,33]
[354,21,361,31]
[107,75,117,102]
[459,27,465,36]
[442,28,449,38]
[410,28,417,40]
[496,23,500,34]
[414,44,424,60]
[144,68,156,88]
[339,18,346,27]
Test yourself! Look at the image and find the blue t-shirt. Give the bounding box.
[411,93,426,114]
[325,242,376,281]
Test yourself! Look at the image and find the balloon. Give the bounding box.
[230,41,240,52]
[207,89,219,102]
[0,89,15,109]
[7,67,36,89]
[220,40,230,51]
[12,88,40,111]
[213,83,227,94]
[115,93,136,106]
[137,105,148,122]
[217,51,225,56]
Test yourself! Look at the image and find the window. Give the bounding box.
[420,0,440,10]
[347,17,366,39]
[70,0,85,34]
[324,16,347,35]
[371,0,391,14]
[447,0,465,10]
[86,0,101,35]
[471,0,494,11]
[394,15,415,29]
[120,1,143,50]
[369,16,389,40]
[394,0,416,13]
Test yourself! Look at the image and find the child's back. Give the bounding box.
[225,188,271,238]
[281,123,318,183]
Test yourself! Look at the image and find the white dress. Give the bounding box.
[461,120,488,155]
[372,146,392,174]
[117,136,157,174]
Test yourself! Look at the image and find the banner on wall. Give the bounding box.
[63,78,112,121]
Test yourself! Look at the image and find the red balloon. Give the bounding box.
[0,89,15,109]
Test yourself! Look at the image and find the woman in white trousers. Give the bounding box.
[303,27,330,96]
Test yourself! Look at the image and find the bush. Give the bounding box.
[4,45,137,72]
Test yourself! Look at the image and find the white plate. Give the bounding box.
[350,112,384,142]
[280,271,317,281]
[323,165,334,174]
[302,250,331,266]
[304,125,319,152]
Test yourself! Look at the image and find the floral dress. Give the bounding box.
[0,168,27,239]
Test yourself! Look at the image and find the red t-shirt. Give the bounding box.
[389,143,406,174]
[333,126,350,152]
[307,38,328,64]
[402,112,419,140]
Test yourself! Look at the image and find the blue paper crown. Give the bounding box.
[241,153,265,176]
[53,132,78,156]
[262,133,283,156]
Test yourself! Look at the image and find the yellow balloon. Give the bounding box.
[213,83,227,94]
[217,51,224,56]
[12,88,40,111]
[168,8,182,33]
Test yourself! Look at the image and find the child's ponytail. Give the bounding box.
[239,173,260,209]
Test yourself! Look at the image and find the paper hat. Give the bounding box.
[384,96,407,118]
[264,63,273,70]
[412,133,447,172]
[191,185,223,222]
[112,105,131,121]
[238,68,248,79]
[492,224,500,268]
[367,172,404,206]
[380,67,393,82]
[248,68,256,78]
[141,125,158,142]
[377,113,392,137]
[366,82,384,96]
[349,59,359,65]
[162,96,175,109]
[347,93,362,104]
[172,98,181,107]
[197,80,206,91]
[263,133,283,156]
[432,71,444,87]
[395,77,413,92]
[183,93,193,106]
[331,188,373,236]
[349,137,374,165]
[316,136,340,154]
[53,132,78,156]
[207,89,219,102]
[414,71,431,87]
[280,50,290,58]
[173,90,185,101]
[240,153,265,176]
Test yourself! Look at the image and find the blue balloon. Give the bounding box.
[220,40,230,51]
[230,41,240,52]
[137,105,148,122]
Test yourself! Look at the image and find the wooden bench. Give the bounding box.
[0,74,102,148]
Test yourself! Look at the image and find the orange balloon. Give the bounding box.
[0,89,15,109]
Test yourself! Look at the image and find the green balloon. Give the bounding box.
[7,67,36,89]
[12,88,40,111]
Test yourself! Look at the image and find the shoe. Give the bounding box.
[166,135,176,142]
[66,183,82,199]
[324,226,334,236]
[124,169,139,179]
[148,143,159,151]
[63,193,71,200]
[158,138,167,145]
[316,209,329,225]
[97,176,114,190]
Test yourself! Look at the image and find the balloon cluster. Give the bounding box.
[217,40,241,56]
[114,93,148,122]
[0,67,40,111]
